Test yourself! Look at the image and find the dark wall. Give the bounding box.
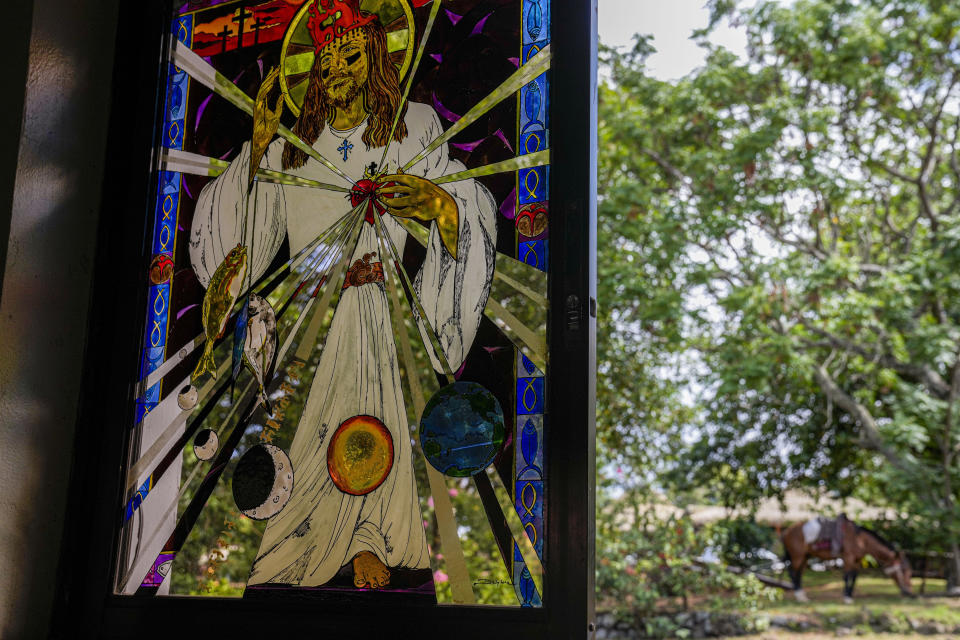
[0,2,33,300]
[0,0,119,636]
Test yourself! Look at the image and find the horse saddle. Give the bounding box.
[803,515,846,556]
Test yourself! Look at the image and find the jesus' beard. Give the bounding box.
[326,77,363,112]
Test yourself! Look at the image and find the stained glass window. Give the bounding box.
[116,0,552,606]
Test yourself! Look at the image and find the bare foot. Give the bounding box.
[352,551,391,589]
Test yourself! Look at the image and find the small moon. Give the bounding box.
[177,384,199,411]
[157,559,173,578]
[193,429,219,462]
[232,444,294,520]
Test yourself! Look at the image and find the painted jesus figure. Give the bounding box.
[188,0,496,591]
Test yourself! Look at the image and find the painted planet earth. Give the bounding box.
[327,415,394,496]
[420,382,505,477]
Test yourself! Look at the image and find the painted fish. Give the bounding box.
[242,293,277,415]
[231,297,251,382]
[191,244,248,381]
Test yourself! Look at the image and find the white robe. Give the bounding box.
[189,102,497,586]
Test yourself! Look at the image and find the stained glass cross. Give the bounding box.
[233,5,254,48]
[252,17,268,46]
[216,25,232,54]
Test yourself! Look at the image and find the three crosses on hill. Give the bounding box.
[216,4,269,54]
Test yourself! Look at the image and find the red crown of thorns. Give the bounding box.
[308,0,377,53]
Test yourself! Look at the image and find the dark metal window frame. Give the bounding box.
[52,1,596,637]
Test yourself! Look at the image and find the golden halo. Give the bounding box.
[279,0,415,117]
[327,415,394,496]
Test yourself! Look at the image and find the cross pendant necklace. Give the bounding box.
[337,139,354,162]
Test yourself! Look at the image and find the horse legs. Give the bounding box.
[789,554,809,602]
[842,570,858,604]
[841,548,858,604]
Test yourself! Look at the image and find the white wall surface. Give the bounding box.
[0,0,118,636]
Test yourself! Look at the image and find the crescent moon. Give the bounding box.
[193,429,220,462]
[177,384,199,411]
[232,444,294,520]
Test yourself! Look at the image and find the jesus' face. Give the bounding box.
[318,32,370,109]
[282,21,404,170]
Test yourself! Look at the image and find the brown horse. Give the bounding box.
[781,516,913,603]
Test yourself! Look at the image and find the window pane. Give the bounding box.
[116,0,551,606]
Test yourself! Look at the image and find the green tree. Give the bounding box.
[598,0,960,579]
[595,32,698,516]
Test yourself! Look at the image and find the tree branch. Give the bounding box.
[946,345,960,459]
[866,157,919,185]
[757,216,888,275]
[912,75,955,232]
[811,363,909,472]
[640,147,690,186]
[803,323,950,398]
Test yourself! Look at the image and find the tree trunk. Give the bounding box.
[950,542,960,592]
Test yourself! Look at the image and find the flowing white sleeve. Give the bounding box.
[412,109,497,372]
[189,140,287,288]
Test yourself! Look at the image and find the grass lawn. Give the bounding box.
[759,571,958,618]
[751,633,958,639]
[596,569,960,638]
[732,570,960,636]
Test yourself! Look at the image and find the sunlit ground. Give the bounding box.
[726,571,960,638]
[754,633,956,639]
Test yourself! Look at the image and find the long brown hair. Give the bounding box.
[282,19,408,170]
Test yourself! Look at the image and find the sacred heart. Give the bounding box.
[516,205,548,238]
[149,253,175,284]
[350,179,397,225]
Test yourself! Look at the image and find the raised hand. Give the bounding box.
[377,173,459,258]
[249,66,284,189]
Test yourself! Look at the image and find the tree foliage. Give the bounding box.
[597,0,960,565]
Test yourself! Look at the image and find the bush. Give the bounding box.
[596,511,779,625]
[707,517,778,569]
